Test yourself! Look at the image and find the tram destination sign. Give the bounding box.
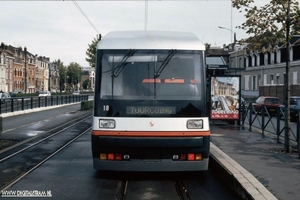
[126,106,176,115]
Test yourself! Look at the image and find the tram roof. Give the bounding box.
[97,31,205,51]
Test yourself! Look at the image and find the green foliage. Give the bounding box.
[86,34,101,68]
[67,62,82,90]
[205,43,211,51]
[232,0,300,51]
[82,78,90,90]
[81,100,93,110]
[293,10,300,34]
[53,59,66,93]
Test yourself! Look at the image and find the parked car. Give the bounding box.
[236,97,246,110]
[12,89,24,94]
[38,91,51,97]
[288,96,300,121]
[72,91,80,95]
[0,92,12,104]
[252,96,283,115]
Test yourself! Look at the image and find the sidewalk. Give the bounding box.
[210,121,300,200]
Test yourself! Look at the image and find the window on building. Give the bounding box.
[281,49,287,62]
[248,55,252,67]
[293,45,300,60]
[276,74,280,84]
[264,74,267,85]
[252,76,257,90]
[244,75,250,90]
[293,71,297,84]
[260,53,264,65]
[270,74,274,85]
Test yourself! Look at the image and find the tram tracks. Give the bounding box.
[175,180,191,200]
[114,179,196,200]
[0,114,92,192]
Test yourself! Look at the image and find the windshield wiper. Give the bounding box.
[112,49,136,78]
[154,49,177,78]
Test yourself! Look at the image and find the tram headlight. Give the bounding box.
[187,120,203,129]
[99,119,115,128]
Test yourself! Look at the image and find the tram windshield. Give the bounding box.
[100,50,204,100]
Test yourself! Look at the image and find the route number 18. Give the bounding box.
[103,105,109,111]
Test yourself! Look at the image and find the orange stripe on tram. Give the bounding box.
[92,130,210,137]
[142,79,161,83]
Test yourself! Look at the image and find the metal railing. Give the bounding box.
[240,102,300,148]
[0,95,89,115]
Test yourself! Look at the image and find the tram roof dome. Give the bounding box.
[97,30,205,51]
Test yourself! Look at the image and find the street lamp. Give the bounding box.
[218,26,238,70]
[24,47,27,94]
[66,75,69,92]
[218,26,236,48]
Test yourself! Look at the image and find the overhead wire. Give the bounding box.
[145,0,148,31]
[72,0,100,34]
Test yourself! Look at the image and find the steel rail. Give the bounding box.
[0,127,91,192]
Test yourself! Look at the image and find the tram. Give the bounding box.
[91,31,210,171]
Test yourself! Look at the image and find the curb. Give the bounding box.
[210,143,277,200]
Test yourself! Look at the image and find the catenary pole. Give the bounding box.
[284,0,291,153]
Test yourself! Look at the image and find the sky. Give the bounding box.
[0,0,270,67]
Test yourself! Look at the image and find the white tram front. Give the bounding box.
[92,31,210,171]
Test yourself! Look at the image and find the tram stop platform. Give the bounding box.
[210,120,300,200]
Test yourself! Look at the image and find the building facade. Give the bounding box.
[49,63,60,93]
[0,43,52,94]
[13,47,24,93]
[1,42,97,94]
[226,36,300,99]
[0,44,14,92]
[81,66,95,91]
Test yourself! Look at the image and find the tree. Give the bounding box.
[293,10,300,34]
[82,78,90,90]
[86,34,101,68]
[232,0,299,50]
[53,59,66,93]
[67,62,82,91]
[205,43,211,51]
[232,0,300,153]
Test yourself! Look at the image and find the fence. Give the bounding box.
[240,102,300,154]
[0,95,89,115]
